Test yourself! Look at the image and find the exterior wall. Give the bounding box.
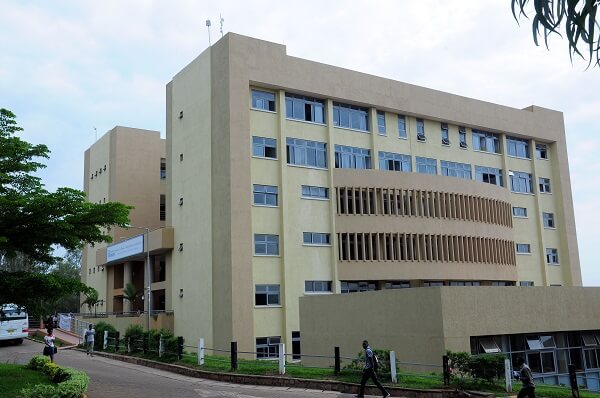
[299,287,600,368]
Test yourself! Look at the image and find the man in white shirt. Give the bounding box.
[84,324,96,357]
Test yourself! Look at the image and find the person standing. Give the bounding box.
[516,357,536,398]
[85,324,96,357]
[43,328,56,363]
[356,340,390,398]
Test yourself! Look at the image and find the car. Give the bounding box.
[0,304,29,345]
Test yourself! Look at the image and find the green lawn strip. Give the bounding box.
[0,363,53,398]
[28,330,70,347]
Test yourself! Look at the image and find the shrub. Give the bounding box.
[42,362,60,379]
[27,355,50,370]
[346,348,391,375]
[125,324,144,352]
[19,366,89,398]
[447,350,506,385]
[93,321,117,351]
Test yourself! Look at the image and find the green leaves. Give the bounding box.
[511,0,600,68]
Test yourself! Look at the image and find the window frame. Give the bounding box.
[254,234,280,256]
[255,285,281,307]
[379,151,412,172]
[285,93,325,124]
[252,136,277,159]
[476,165,504,187]
[252,184,278,207]
[377,110,386,135]
[472,130,500,154]
[510,171,533,193]
[539,177,552,194]
[334,145,371,169]
[516,243,531,254]
[304,280,333,294]
[416,156,437,175]
[512,207,528,218]
[546,248,559,265]
[398,115,407,139]
[441,160,471,179]
[303,232,331,246]
[286,137,327,169]
[543,212,555,228]
[441,123,450,146]
[416,118,426,141]
[301,185,329,200]
[506,136,531,159]
[256,336,281,359]
[332,102,370,132]
[251,89,276,112]
[536,143,549,160]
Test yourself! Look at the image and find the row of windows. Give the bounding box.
[338,232,516,265]
[336,187,512,227]
[253,184,330,207]
[251,89,550,159]
[254,232,332,255]
[340,280,533,293]
[255,281,333,307]
[515,245,560,264]
[254,135,553,192]
[513,207,556,228]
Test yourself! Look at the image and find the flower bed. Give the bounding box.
[19,355,89,398]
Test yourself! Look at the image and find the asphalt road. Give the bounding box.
[0,339,365,398]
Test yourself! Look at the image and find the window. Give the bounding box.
[255,285,280,306]
[491,281,514,286]
[332,103,369,131]
[472,130,500,154]
[334,145,371,169]
[398,115,407,138]
[385,281,410,289]
[441,123,450,145]
[377,111,386,135]
[459,126,467,148]
[341,281,376,293]
[479,337,501,353]
[476,166,503,186]
[416,157,437,175]
[441,160,471,179]
[546,248,559,264]
[520,281,535,287]
[304,280,332,293]
[256,336,280,359]
[285,93,325,124]
[507,136,530,158]
[253,185,278,206]
[160,158,166,179]
[424,281,444,287]
[303,232,331,245]
[286,138,327,168]
[251,89,276,111]
[416,118,426,141]
[536,144,548,159]
[252,136,277,159]
[379,151,411,172]
[512,207,528,217]
[539,178,552,193]
[543,212,555,228]
[516,243,531,254]
[292,331,301,360]
[449,281,481,286]
[510,171,533,193]
[254,234,279,256]
[301,185,329,200]
[159,195,166,221]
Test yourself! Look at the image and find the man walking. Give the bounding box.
[356,340,390,398]
[84,324,96,357]
[516,357,535,398]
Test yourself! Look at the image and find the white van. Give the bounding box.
[0,304,28,344]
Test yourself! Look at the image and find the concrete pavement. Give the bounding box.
[0,339,371,398]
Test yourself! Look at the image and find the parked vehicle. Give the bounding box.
[0,304,28,344]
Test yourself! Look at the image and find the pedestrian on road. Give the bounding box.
[43,328,56,363]
[356,340,390,398]
[516,357,536,398]
[85,324,96,357]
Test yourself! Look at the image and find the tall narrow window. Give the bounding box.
[459,126,467,148]
[398,115,407,138]
[441,123,450,145]
[332,103,370,132]
[334,145,371,169]
[416,157,437,175]
[377,111,386,135]
[379,151,411,172]
[251,90,276,111]
[543,212,555,228]
[159,195,166,221]
[285,93,325,123]
[416,119,426,141]
[292,331,301,360]
[472,130,500,154]
[160,158,166,179]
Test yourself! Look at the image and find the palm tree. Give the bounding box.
[81,290,99,315]
[122,283,142,312]
[512,0,600,67]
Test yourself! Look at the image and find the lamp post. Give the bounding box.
[126,225,151,332]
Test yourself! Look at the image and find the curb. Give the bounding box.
[80,349,470,398]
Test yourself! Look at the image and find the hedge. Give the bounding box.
[20,355,89,398]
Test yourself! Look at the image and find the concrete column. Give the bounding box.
[123,261,132,312]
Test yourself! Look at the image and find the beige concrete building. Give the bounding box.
[83,33,582,370]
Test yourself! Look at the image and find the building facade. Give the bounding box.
[83,33,581,363]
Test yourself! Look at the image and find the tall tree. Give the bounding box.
[0,108,131,312]
[0,108,131,263]
[512,0,600,67]
[51,249,83,313]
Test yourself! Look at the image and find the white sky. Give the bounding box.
[1,0,599,285]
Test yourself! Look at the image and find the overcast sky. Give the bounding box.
[2,1,599,285]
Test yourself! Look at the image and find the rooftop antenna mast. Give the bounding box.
[219,14,224,37]
[206,19,212,46]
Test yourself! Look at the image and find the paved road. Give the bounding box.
[0,340,368,398]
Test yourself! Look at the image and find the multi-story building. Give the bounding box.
[83,33,581,361]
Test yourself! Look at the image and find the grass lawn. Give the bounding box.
[0,363,52,398]
[28,330,69,347]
